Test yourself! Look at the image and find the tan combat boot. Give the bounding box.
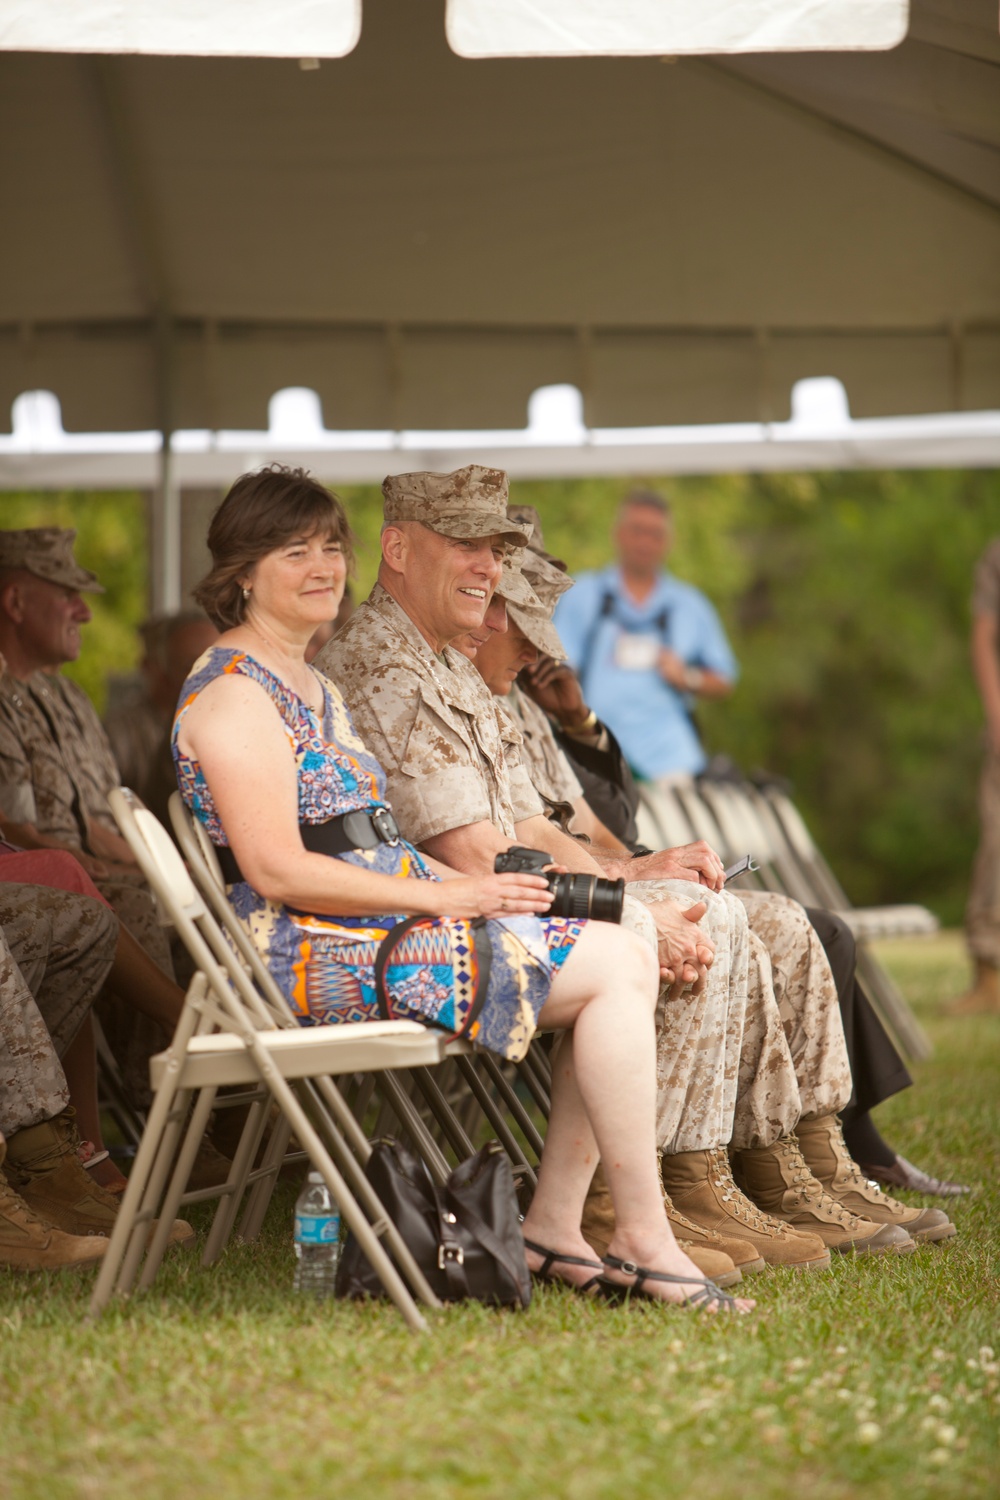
[947,960,1000,1016]
[796,1115,956,1244]
[0,1133,107,1270]
[736,1133,915,1255]
[3,1108,195,1248]
[660,1146,831,1271]
[581,1162,744,1288]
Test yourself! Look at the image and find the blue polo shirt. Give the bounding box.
[554,565,738,779]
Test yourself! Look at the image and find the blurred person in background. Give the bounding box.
[951,537,1000,1015]
[554,489,737,782]
[111,611,219,829]
[104,610,218,794]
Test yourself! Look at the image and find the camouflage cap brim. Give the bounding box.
[33,558,104,594]
[497,559,544,609]
[507,600,568,662]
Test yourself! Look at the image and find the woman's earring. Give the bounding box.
[243,587,250,599]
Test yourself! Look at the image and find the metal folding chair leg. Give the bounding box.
[235,1110,297,1245]
[201,1095,274,1264]
[374,1069,452,1183]
[408,1066,477,1160]
[139,1084,219,1289]
[477,1054,545,1159]
[453,1055,536,1185]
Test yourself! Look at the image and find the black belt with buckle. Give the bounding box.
[215,806,401,886]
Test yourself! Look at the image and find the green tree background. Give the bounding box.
[4,469,996,922]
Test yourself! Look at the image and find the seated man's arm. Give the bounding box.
[421,820,515,877]
[568,795,630,854]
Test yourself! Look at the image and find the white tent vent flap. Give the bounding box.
[0,0,361,58]
[447,0,910,58]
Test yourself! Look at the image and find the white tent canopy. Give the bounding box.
[447,0,910,58]
[1,0,998,438]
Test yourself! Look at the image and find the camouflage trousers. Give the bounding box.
[965,747,1000,965]
[94,870,175,1113]
[735,890,853,1149]
[0,882,117,1136]
[625,882,851,1153]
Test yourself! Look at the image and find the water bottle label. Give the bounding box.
[295,1213,340,1245]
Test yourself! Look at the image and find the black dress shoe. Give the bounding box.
[862,1155,971,1198]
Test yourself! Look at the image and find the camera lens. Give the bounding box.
[547,873,624,923]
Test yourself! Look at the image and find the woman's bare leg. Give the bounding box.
[522,924,752,1310]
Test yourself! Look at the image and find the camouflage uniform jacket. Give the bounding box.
[0,671,121,851]
[499,685,582,831]
[316,583,543,844]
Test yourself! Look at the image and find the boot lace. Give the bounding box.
[708,1148,791,1235]
[827,1123,899,1204]
[777,1138,866,1229]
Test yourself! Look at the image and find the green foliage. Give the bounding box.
[0,935,996,1500]
[512,470,1000,925]
[0,491,148,713]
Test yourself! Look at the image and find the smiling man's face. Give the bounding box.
[383,522,505,652]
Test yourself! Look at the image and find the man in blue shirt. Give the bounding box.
[554,489,737,780]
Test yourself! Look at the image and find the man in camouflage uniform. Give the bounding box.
[471,518,954,1255]
[318,468,941,1273]
[0,528,175,1106]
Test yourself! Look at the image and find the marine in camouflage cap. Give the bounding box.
[497,557,570,662]
[382,464,529,547]
[0,529,103,594]
[496,515,574,661]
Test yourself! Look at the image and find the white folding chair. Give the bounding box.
[169,791,548,1192]
[90,788,452,1331]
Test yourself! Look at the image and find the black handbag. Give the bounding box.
[336,1137,532,1308]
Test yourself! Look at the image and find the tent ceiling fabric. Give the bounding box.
[0,0,998,435]
[447,0,910,57]
[0,0,361,58]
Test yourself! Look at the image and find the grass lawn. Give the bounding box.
[1,932,996,1500]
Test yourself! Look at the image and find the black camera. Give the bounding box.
[493,846,625,924]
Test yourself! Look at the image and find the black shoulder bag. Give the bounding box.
[336,1137,532,1308]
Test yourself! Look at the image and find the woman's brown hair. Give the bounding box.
[194,465,354,630]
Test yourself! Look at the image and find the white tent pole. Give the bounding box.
[151,430,181,613]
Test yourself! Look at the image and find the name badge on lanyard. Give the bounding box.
[613,631,661,672]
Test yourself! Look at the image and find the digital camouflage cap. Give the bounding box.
[0,528,104,593]
[498,562,569,661]
[498,547,543,610]
[382,465,529,546]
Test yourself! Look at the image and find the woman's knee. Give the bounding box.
[608,924,660,1005]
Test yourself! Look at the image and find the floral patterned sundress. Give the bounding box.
[172,647,583,1061]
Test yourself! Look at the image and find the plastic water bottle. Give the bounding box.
[293,1170,341,1296]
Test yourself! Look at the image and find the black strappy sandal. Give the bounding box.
[523,1238,620,1300]
[602,1253,741,1312]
